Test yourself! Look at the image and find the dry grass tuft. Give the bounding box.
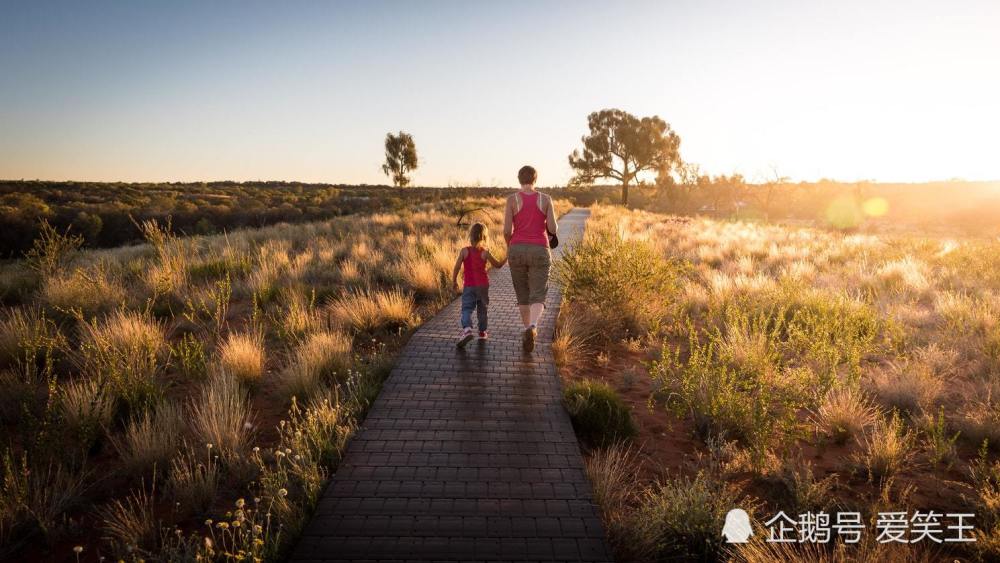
[59,377,115,440]
[0,452,91,541]
[189,374,255,464]
[328,288,416,334]
[216,331,266,385]
[811,386,879,444]
[869,359,943,415]
[113,402,185,474]
[280,331,353,399]
[855,410,915,482]
[168,442,219,516]
[396,257,443,296]
[552,306,598,370]
[96,484,157,554]
[78,310,165,411]
[41,268,126,318]
[584,445,639,546]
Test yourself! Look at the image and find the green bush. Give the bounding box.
[555,229,683,341]
[563,379,637,446]
[629,469,745,561]
[650,322,807,460]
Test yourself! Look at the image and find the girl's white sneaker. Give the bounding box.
[457,327,474,348]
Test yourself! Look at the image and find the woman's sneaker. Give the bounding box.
[478,331,489,340]
[457,327,474,348]
[522,325,537,352]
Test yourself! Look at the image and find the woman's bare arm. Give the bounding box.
[503,195,515,243]
[545,194,558,234]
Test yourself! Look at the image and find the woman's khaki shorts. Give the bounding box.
[508,243,551,305]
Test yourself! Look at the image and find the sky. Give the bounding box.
[1,0,998,186]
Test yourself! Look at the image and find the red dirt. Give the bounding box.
[560,343,981,516]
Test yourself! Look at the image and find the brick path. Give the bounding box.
[290,209,612,562]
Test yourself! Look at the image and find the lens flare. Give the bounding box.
[862,197,889,217]
[824,196,863,229]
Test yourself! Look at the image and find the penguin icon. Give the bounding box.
[722,508,753,543]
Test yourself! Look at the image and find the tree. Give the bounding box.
[568,109,681,206]
[752,165,790,221]
[381,131,418,187]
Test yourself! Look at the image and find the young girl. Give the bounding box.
[451,222,506,347]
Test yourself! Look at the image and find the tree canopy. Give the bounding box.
[568,109,681,205]
[382,131,419,187]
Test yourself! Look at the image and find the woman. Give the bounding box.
[504,165,558,352]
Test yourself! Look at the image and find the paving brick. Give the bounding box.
[288,210,610,562]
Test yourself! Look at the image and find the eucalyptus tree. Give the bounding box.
[381,131,418,187]
[568,109,681,205]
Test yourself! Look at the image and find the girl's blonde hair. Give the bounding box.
[469,223,488,247]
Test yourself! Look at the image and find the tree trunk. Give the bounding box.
[621,178,630,207]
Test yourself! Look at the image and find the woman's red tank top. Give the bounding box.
[509,192,548,246]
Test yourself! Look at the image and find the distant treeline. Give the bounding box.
[0,181,528,258]
[3,179,997,258]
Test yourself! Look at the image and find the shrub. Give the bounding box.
[778,459,836,513]
[855,410,915,482]
[217,331,266,386]
[555,229,682,340]
[78,311,165,413]
[782,294,881,386]
[562,379,636,447]
[274,290,318,343]
[651,327,804,457]
[630,469,745,561]
[0,451,90,545]
[328,288,416,334]
[0,307,63,369]
[919,407,959,466]
[170,332,208,380]
[970,443,1000,557]
[24,220,83,279]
